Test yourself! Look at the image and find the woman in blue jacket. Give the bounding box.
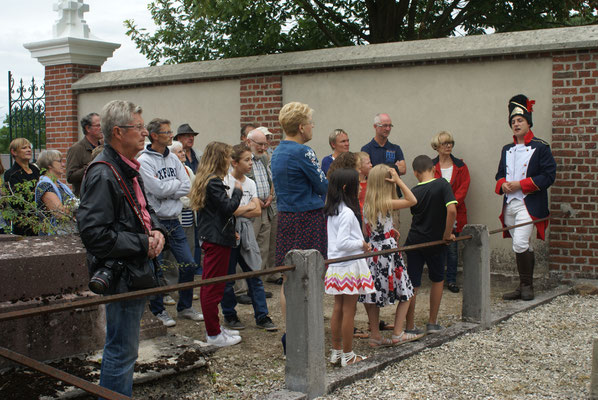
[271,101,328,352]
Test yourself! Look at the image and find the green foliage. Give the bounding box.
[0,179,77,236]
[125,0,597,65]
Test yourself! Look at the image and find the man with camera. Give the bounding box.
[77,100,165,397]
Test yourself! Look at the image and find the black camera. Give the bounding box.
[89,259,124,294]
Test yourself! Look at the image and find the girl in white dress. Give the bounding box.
[324,168,375,366]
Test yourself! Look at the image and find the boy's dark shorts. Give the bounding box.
[405,246,447,287]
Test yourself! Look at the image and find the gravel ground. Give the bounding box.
[319,293,597,400]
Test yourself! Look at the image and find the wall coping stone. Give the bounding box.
[72,25,598,91]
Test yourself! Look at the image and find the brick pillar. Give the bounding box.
[550,49,598,279]
[44,64,100,158]
[240,75,283,145]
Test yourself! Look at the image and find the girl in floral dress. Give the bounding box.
[359,165,424,346]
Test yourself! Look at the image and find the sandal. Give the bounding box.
[368,337,393,348]
[353,328,369,339]
[330,348,342,365]
[341,351,367,367]
[391,331,424,345]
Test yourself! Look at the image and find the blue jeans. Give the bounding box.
[149,219,197,314]
[445,232,459,284]
[99,297,147,397]
[221,246,268,323]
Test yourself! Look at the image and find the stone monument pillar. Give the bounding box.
[23,0,120,158]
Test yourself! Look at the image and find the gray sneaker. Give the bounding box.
[223,316,246,330]
[405,325,424,335]
[155,310,176,327]
[256,316,278,331]
[178,307,204,321]
[426,323,444,334]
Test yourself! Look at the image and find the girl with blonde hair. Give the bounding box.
[189,141,244,347]
[360,164,423,346]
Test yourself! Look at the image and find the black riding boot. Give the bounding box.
[502,252,524,300]
[519,250,535,301]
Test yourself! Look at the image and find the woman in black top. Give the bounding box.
[3,138,40,235]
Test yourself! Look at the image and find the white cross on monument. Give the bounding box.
[53,0,91,38]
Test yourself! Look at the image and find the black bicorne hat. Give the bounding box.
[508,94,534,128]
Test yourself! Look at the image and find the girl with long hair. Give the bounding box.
[359,164,423,346]
[190,141,243,347]
[324,168,375,366]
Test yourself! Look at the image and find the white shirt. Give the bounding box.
[223,173,257,207]
[327,202,368,269]
[441,166,453,183]
[505,144,535,204]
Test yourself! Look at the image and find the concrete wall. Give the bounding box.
[283,58,553,262]
[77,79,240,149]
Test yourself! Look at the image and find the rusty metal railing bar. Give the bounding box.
[0,346,129,400]
[0,265,295,323]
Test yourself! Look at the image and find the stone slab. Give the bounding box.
[47,333,214,399]
[72,25,598,91]
[0,235,88,302]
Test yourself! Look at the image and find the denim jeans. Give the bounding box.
[445,232,459,284]
[149,218,197,314]
[99,297,147,397]
[221,246,269,323]
[194,219,203,275]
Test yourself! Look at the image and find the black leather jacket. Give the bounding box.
[197,177,242,247]
[77,145,164,292]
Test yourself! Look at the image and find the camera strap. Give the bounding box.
[92,161,151,236]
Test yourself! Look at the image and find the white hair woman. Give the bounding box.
[35,149,76,234]
[430,131,470,293]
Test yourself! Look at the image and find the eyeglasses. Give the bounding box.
[440,141,454,146]
[90,124,101,128]
[119,124,147,132]
[303,121,314,127]
[250,138,268,147]
[157,131,173,135]
[376,124,393,129]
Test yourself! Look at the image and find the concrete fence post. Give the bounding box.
[461,224,491,328]
[284,249,326,399]
[591,338,598,399]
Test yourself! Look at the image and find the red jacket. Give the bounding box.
[433,155,470,233]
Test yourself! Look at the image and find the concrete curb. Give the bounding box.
[266,285,572,399]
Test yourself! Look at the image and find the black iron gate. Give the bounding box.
[7,71,45,163]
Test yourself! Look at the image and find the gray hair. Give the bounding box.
[146,118,170,143]
[80,112,99,134]
[101,100,143,144]
[373,113,383,124]
[169,140,183,153]
[37,149,62,172]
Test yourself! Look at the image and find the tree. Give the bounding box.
[125,0,598,66]
[0,108,46,154]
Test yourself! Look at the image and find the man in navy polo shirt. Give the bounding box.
[361,113,406,175]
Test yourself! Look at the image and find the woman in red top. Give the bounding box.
[431,131,470,293]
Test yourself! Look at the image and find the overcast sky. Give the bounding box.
[0,0,156,120]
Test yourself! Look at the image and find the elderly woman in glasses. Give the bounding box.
[431,131,470,293]
[321,129,350,175]
[35,149,76,234]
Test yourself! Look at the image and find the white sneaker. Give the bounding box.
[192,293,199,300]
[207,332,242,347]
[222,327,240,338]
[163,295,176,305]
[155,310,176,327]
[178,307,204,321]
